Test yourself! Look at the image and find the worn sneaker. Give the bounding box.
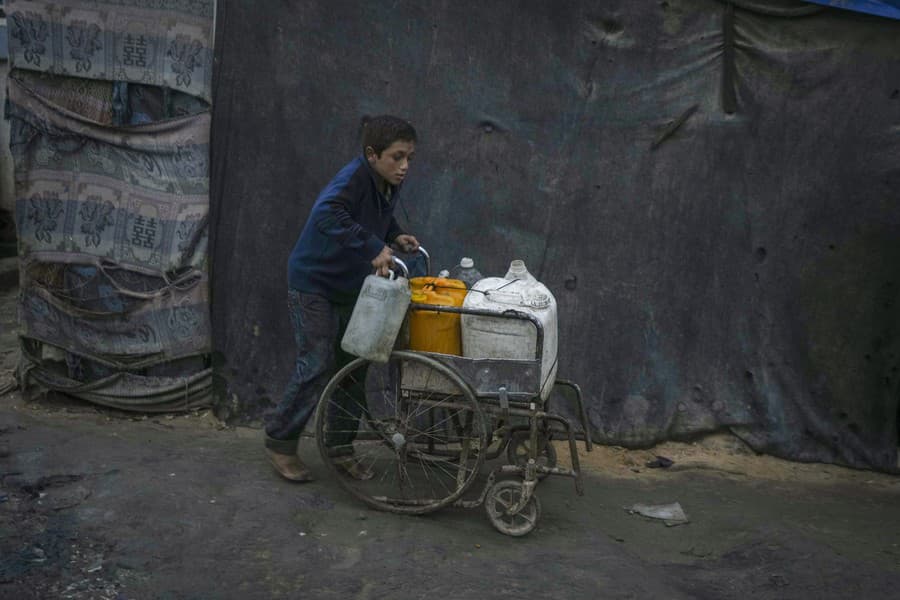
[334,456,375,481]
[265,448,313,482]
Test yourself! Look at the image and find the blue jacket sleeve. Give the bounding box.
[312,185,385,261]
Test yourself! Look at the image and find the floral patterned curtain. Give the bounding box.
[7,0,216,411]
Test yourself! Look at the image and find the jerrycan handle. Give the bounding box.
[390,256,409,279]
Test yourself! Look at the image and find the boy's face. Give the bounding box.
[366,140,415,186]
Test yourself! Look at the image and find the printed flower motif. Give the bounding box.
[78,197,115,248]
[10,11,50,67]
[27,193,64,243]
[66,21,103,73]
[124,325,157,346]
[167,35,204,88]
[176,220,197,251]
[173,145,208,179]
[169,305,201,340]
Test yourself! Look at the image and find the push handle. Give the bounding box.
[387,246,428,278]
[417,246,431,276]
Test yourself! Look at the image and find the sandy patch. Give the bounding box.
[555,432,900,489]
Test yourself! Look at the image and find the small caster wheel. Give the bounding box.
[484,479,541,537]
[506,431,557,479]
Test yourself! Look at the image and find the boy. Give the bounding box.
[264,115,419,482]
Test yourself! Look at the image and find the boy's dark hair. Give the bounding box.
[360,115,417,156]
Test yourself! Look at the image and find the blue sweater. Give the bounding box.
[288,156,406,303]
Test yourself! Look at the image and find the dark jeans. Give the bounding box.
[264,290,367,456]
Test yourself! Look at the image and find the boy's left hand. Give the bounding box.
[394,234,419,253]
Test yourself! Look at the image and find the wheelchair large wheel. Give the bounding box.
[315,350,487,515]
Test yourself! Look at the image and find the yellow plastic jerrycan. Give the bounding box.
[408,277,468,355]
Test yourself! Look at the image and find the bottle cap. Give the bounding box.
[526,292,551,309]
[507,259,527,276]
[460,257,474,269]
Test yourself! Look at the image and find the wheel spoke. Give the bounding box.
[494,497,512,511]
[317,352,485,515]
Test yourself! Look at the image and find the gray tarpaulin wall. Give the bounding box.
[211,0,900,472]
[8,0,216,410]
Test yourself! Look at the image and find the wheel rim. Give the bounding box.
[316,351,487,515]
[485,479,541,536]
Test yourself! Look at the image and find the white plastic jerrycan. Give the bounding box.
[461,260,558,400]
[341,260,411,363]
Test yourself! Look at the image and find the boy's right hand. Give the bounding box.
[371,246,394,277]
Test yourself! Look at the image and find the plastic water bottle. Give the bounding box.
[451,257,483,289]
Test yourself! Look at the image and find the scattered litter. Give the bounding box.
[358,530,367,536]
[209,499,216,503]
[168,473,175,477]
[626,502,689,526]
[29,547,46,563]
[299,532,306,536]
[86,559,103,573]
[474,544,481,549]
[646,455,674,469]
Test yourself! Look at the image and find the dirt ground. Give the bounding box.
[2,269,900,599]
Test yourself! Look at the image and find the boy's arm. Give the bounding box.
[314,191,387,262]
[386,218,419,253]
